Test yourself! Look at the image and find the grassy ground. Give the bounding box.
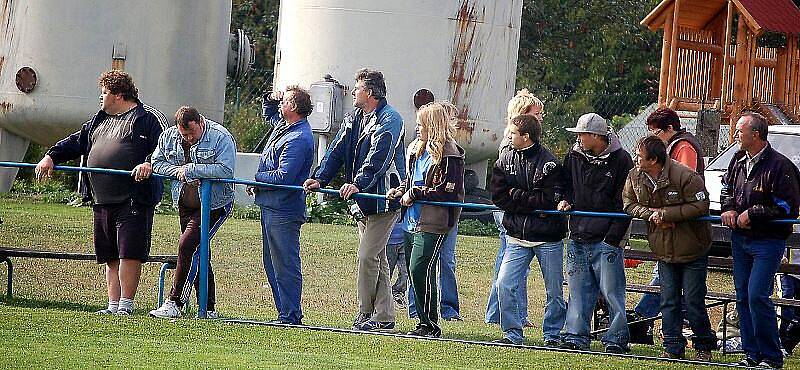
[0,199,791,368]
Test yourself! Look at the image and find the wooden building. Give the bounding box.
[642,0,800,131]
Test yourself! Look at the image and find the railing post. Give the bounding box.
[198,179,212,318]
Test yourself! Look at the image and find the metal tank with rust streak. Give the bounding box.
[0,0,249,191]
[272,0,523,192]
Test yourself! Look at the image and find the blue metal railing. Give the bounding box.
[3,160,800,318]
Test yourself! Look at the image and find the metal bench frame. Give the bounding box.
[0,247,177,308]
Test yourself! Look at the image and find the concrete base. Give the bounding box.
[0,128,30,192]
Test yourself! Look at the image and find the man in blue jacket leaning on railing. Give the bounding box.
[303,68,406,331]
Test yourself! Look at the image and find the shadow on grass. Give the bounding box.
[0,296,103,313]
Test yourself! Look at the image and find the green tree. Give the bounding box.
[517,0,661,154]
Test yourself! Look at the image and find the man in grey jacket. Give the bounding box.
[149,106,236,319]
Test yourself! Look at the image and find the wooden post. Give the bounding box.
[659,7,675,106]
[666,0,681,107]
[746,30,757,107]
[720,0,736,110]
[790,36,800,119]
[731,12,751,141]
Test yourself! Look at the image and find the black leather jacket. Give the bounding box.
[721,143,800,239]
[491,142,567,243]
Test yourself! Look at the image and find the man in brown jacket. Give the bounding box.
[623,135,716,360]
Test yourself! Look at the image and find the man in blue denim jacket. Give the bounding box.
[248,86,315,324]
[149,106,236,319]
[303,68,406,331]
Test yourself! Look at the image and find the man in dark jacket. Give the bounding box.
[623,135,716,360]
[721,112,800,369]
[557,113,633,353]
[491,114,567,346]
[35,70,166,316]
[303,68,405,331]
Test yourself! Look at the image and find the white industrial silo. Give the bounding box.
[272,0,524,189]
[0,0,245,191]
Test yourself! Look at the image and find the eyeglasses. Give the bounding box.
[650,128,663,136]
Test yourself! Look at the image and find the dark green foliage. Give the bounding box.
[516,0,661,155]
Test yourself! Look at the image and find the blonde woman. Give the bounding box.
[387,101,465,337]
[485,89,544,326]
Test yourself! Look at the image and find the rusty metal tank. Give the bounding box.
[0,0,236,190]
[272,0,524,186]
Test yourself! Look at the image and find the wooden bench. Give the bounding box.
[613,247,800,354]
[0,247,178,307]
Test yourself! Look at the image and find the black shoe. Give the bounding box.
[736,358,759,367]
[559,341,582,350]
[492,337,516,345]
[407,326,441,338]
[352,312,372,329]
[356,320,395,332]
[544,339,561,348]
[604,343,629,354]
[661,350,684,359]
[267,318,302,325]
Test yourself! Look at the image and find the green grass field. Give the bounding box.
[0,199,791,369]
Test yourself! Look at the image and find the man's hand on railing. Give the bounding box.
[385,188,403,200]
[34,155,55,182]
[339,183,359,200]
[557,200,571,212]
[721,210,739,229]
[400,191,413,207]
[131,162,152,182]
[737,210,751,229]
[302,178,320,192]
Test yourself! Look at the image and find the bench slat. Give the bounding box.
[0,247,176,264]
[623,248,800,275]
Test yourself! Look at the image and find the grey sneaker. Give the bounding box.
[204,311,219,319]
[149,300,182,319]
[758,361,783,369]
[95,308,117,315]
[115,306,133,316]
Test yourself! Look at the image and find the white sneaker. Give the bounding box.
[149,300,182,319]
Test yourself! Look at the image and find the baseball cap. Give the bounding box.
[566,113,608,136]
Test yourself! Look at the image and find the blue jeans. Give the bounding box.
[497,240,565,344]
[408,226,460,319]
[260,208,304,324]
[731,232,785,365]
[386,242,408,298]
[563,240,629,349]
[659,257,716,354]
[634,265,662,318]
[485,211,529,324]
